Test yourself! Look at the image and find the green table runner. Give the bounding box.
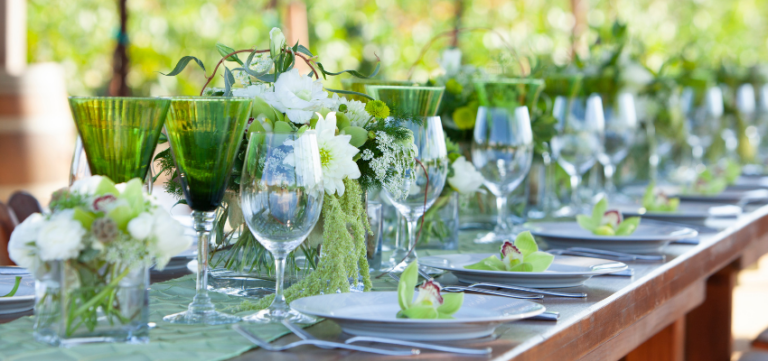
[0,235,498,361]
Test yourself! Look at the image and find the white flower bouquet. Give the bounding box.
[9,175,191,345]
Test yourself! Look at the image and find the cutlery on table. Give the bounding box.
[468,282,587,298]
[232,324,418,356]
[282,320,491,355]
[548,248,665,262]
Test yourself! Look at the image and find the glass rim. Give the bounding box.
[341,79,419,85]
[169,96,254,101]
[363,85,445,91]
[68,96,171,101]
[473,77,545,86]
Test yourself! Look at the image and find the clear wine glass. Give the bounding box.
[365,85,448,271]
[598,92,637,201]
[162,96,252,325]
[551,94,605,216]
[682,86,723,170]
[240,131,324,323]
[471,79,538,243]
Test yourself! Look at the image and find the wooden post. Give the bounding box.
[108,0,130,96]
[685,262,738,361]
[0,0,26,75]
[625,318,686,361]
[285,1,310,74]
[451,0,464,48]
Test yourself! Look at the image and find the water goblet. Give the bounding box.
[682,86,723,170]
[471,79,540,243]
[365,85,448,271]
[162,96,252,325]
[551,94,605,216]
[239,131,324,323]
[598,92,637,201]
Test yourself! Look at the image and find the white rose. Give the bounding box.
[448,156,485,194]
[127,212,154,241]
[36,210,86,261]
[70,175,105,194]
[149,211,191,270]
[8,213,44,269]
[261,69,334,124]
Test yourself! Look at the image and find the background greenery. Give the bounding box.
[28,0,768,96]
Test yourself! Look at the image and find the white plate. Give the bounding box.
[290,292,544,341]
[527,220,698,254]
[0,274,35,315]
[622,184,768,205]
[612,203,742,222]
[420,254,628,288]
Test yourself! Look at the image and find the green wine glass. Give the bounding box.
[162,96,252,325]
[68,97,171,185]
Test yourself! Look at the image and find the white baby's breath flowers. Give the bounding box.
[447,156,485,194]
[36,210,86,261]
[262,69,333,124]
[368,131,417,201]
[7,213,44,269]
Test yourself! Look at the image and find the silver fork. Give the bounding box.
[548,248,665,262]
[282,320,491,356]
[232,324,419,356]
[467,282,587,298]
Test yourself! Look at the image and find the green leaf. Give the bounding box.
[161,56,206,76]
[216,43,243,65]
[514,231,538,256]
[324,88,374,100]
[1,277,20,297]
[437,292,464,315]
[316,61,380,80]
[615,217,641,235]
[399,305,438,319]
[224,66,235,97]
[576,214,598,232]
[296,44,314,57]
[524,251,555,272]
[398,262,418,310]
[464,255,505,271]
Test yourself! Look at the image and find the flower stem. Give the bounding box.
[70,267,131,324]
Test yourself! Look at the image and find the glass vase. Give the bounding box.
[408,191,459,250]
[33,261,149,346]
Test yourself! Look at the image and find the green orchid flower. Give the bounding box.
[687,169,727,196]
[464,231,554,272]
[577,197,641,236]
[397,262,463,319]
[642,182,680,212]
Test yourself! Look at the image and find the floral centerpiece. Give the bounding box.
[157,28,417,306]
[8,176,190,345]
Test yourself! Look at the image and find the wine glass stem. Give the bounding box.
[496,195,508,230]
[269,256,289,312]
[604,163,616,195]
[405,218,419,265]
[190,210,216,314]
[570,174,582,211]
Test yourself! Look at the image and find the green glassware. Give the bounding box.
[364,85,445,117]
[341,79,419,103]
[162,96,252,325]
[68,97,171,184]
[474,78,545,111]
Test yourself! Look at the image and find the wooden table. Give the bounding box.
[229,204,768,361]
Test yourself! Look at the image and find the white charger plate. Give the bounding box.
[612,202,741,222]
[0,274,35,315]
[527,220,698,254]
[420,254,628,288]
[290,292,545,341]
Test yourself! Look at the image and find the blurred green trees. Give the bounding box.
[27,0,768,96]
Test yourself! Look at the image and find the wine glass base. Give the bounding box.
[163,310,241,325]
[243,308,316,324]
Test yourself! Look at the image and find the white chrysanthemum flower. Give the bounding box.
[261,69,333,124]
[284,112,361,196]
[448,156,485,194]
[8,213,44,269]
[336,97,370,127]
[36,210,86,261]
[233,83,271,99]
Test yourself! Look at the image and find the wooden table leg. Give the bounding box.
[685,262,738,361]
[625,318,685,361]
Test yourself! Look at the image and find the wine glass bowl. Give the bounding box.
[68,96,170,184]
[471,78,541,243]
[682,86,723,169]
[162,96,253,325]
[240,131,324,323]
[598,92,638,198]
